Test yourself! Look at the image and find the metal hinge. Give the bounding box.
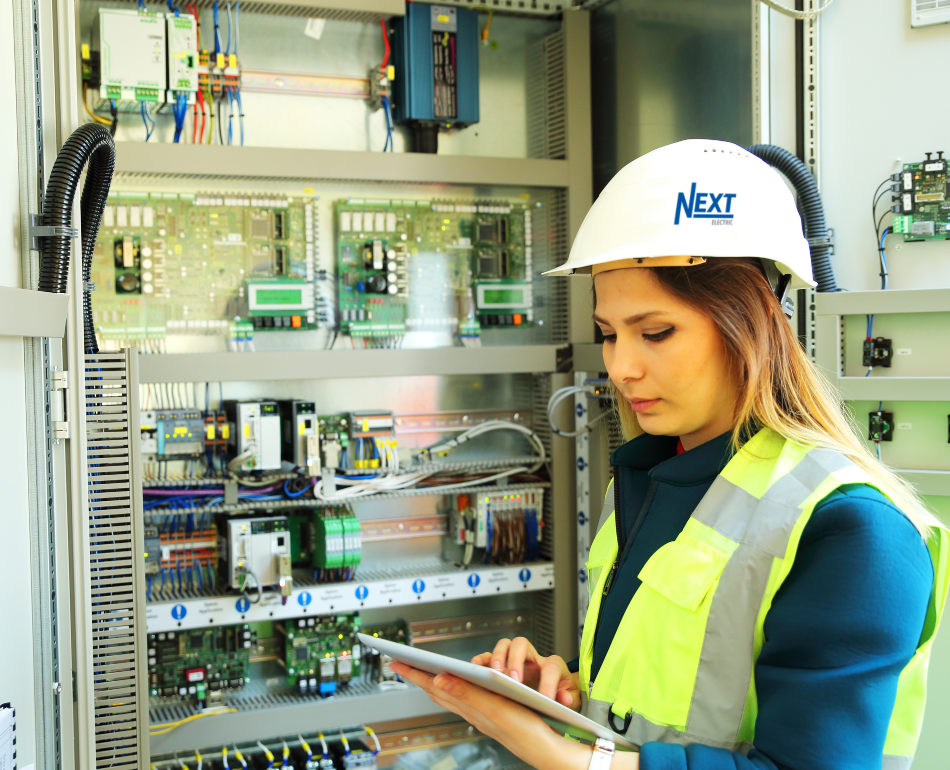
[51,369,68,390]
[29,213,78,252]
[52,421,69,441]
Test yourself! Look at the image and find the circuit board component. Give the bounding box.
[361,620,412,683]
[336,198,533,342]
[147,626,252,700]
[278,614,362,696]
[892,153,950,240]
[91,192,322,344]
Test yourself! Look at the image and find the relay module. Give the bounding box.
[892,152,950,240]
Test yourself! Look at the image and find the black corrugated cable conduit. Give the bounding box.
[746,144,838,293]
[38,123,116,353]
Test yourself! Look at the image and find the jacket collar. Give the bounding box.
[610,429,734,486]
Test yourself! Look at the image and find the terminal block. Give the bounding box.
[869,410,893,442]
[862,337,892,368]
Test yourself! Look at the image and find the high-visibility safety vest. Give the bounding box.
[580,428,950,770]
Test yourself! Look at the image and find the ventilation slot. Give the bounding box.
[527,29,567,160]
[84,350,148,769]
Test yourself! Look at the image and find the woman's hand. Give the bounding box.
[471,637,581,711]
[388,661,596,770]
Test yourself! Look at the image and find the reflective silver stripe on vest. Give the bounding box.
[597,480,615,533]
[686,449,853,741]
[592,447,855,748]
[882,755,912,770]
[582,696,754,754]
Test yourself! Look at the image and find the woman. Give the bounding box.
[391,140,948,770]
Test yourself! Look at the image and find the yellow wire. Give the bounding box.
[82,83,112,126]
[148,708,237,736]
[471,6,493,43]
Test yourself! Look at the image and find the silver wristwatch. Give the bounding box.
[588,738,615,769]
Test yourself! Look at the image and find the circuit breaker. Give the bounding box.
[97,9,167,108]
[225,400,282,471]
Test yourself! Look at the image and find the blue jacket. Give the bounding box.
[579,430,933,770]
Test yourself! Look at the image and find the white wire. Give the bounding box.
[547,385,610,438]
[758,0,835,19]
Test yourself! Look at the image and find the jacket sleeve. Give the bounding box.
[639,485,934,770]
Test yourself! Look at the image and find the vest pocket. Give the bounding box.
[638,538,730,611]
[600,536,730,728]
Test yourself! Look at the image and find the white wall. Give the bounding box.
[819,4,950,768]
[0,0,38,766]
[821,2,950,291]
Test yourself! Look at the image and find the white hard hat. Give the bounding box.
[545,139,815,290]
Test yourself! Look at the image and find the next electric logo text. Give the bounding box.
[674,183,737,225]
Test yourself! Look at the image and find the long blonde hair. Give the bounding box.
[606,258,940,538]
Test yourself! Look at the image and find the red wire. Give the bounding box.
[380,18,390,71]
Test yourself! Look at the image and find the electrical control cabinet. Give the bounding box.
[225,400,282,471]
[97,9,167,107]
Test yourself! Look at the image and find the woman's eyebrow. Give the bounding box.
[593,311,666,326]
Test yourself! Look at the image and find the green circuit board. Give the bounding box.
[335,198,534,339]
[892,158,950,240]
[361,620,412,683]
[90,191,320,343]
[148,625,252,699]
[279,614,361,695]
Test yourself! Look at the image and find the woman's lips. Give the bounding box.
[628,398,661,413]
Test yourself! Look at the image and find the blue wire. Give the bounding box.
[234,88,244,145]
[140,101,155,141]
[381,95,393,152]
[235,1,240,57]
[167,0,180,16]
[225,1,232,55]
[283,479,309,498]
[147,576,153,600]
[138,0,146,10]
[878,229,890,290]
[213,1,222,55]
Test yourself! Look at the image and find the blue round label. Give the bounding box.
[577,511,587,525]
[297,591,312,607]
[355,585,369,600]
[235,597,250,613]
[519,568,531,583]
[578,569,587,583]
[171,604,187,620]
[467,574,481,588]
[412,579,425,594]
[577,457,587,471]
[575,403,585,418]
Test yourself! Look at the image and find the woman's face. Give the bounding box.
[594,268,739,450]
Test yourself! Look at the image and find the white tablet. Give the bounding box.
[356,632,637,751]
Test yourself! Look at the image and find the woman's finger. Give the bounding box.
[489,637,512,671]
[505,637,536,683]
[471,652,493,667]
[556,686,581,712]
[537,659,564,700]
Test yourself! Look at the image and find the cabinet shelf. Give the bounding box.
[137,345,563,382]
[836,376,950,402]
[149,681,442,754]
[816,287,950,316]
[145,560,555,633]
[113,142,570,188]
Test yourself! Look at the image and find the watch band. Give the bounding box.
[588,738,615,770]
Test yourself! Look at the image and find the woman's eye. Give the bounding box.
[601,333,617,344]
[643,327,674,342]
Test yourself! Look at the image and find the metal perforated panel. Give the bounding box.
[83,349,148,769]
[527,30,567,161]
